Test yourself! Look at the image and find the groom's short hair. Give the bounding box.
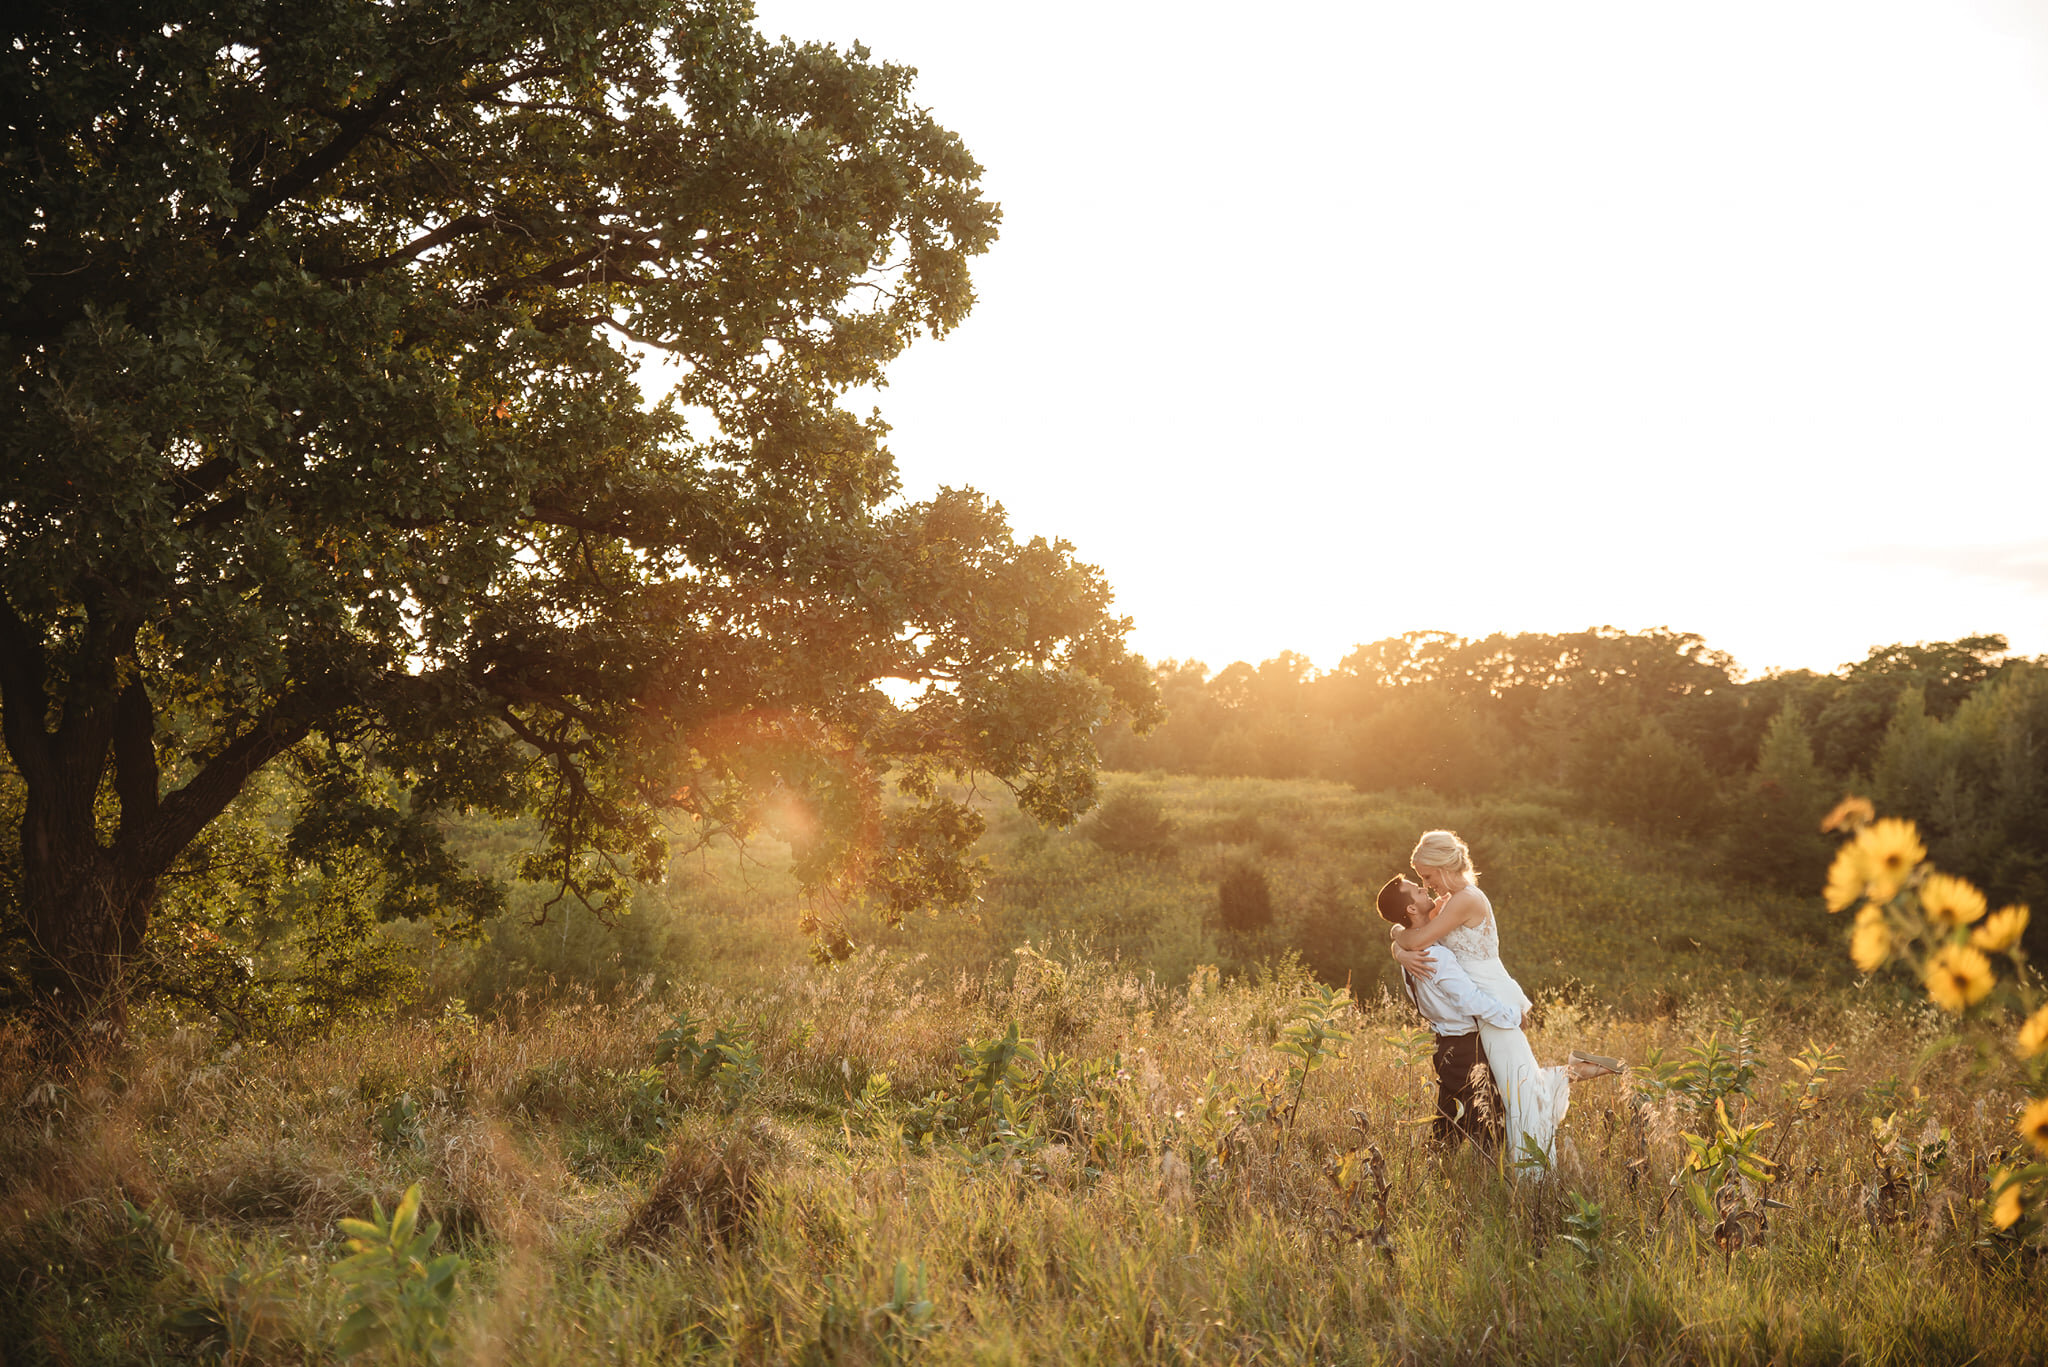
[1374,875,1415,925]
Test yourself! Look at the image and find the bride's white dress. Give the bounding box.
[1440,900,1570,1171]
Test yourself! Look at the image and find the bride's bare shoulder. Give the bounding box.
[1447,884,1490,921]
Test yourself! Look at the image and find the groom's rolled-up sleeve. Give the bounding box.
[1418,949,1521,1031]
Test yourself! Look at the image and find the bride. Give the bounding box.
[1389,829,1619,1171]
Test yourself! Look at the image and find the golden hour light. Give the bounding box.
[8,1,2048,1357]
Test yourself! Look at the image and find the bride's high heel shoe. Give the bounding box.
[1566,1050,1625,1080]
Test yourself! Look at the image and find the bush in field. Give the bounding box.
[1290,882,1377,990]
[1217,860,1274,934]
[1083,787,1177,859]
[1821,798,2047,1241]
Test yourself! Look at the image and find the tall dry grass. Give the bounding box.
[4,936,2042,1365]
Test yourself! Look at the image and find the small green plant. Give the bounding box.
[1781,1041,1845,1122]
[704,1029,764,1108]
[866,1258,938,1358]
[1679,1096,1776,1196]
[901,1089,961,1147]
[653,1008,709,1068]
[330,1184,465,1365]
[846,1070,894,1133]
[958,1020,1040,1112]
[653,1010,763,1110]
[1558,1192,1605,1269]
[1676,1097,1785,1259]
[1639,1010,1765,1119]
[1275,984,1353,1129]
[895,1023,1048,1155]
[165,1259,290,1365]
[368,1093,426,1152]
[954,1022,1047,1167]
[614,1065,674,1138]
[976,1086,1045,1169]
[1514,1131,1554,1175]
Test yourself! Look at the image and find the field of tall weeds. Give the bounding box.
[5,933,2044,1365]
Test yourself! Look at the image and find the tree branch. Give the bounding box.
[167,455,238,510]
[474,241,661,307]
[50,584,138,773]
[216,79,408,245]
[111,679,161,849]
[128,706,315,881]
[0,595,53,784]
[325,212,494,280]
[458,62,567,103]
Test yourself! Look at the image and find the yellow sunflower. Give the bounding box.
[1855,818,1925,902]
[1992,1172,2023,1230]
[2021,1004,2048,1060]
[1821,795,1875,833]
[1973,904,2030,953]
[1851,904,1892,974]
[1824,844,1869,913]
[1923,943,1994,1013]
[1919,871,1987,927]
[2020,1096,2048,1156]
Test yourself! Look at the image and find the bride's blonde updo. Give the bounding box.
[1411,829,1479,882]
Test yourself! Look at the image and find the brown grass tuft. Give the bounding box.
[428,1112,568,1249]
[612,1116,791,1251]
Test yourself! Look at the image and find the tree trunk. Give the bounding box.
[3,591,311,1044]
[19,802,156,1048]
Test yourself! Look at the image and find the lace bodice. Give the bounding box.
[1440,907,1499,962]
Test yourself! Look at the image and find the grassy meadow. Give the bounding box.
[4,776,2044,1365]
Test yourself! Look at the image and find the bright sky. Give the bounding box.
[747,0,2048,679]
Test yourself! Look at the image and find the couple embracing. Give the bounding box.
[1377,829,1622,1171]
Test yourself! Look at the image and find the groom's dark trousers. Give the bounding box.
[1397,960,1508,1156]
[1429,1023,1505,1156]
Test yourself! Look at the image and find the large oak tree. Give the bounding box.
[0,0,1154,1031]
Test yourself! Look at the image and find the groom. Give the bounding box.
[1375,875,1517,1155]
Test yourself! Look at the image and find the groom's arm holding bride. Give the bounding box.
[1401,940,1522,1033]
[1393,939,1531,1030]
[1376,875,1528,1032]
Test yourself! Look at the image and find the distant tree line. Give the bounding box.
[1100,629,2048,952]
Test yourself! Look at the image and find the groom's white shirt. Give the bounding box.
[1401,945,1521,1037]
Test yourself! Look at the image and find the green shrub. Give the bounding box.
[330,1185,464,1365]
[1084,787,1177,858]
[1218,860,1274,934]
